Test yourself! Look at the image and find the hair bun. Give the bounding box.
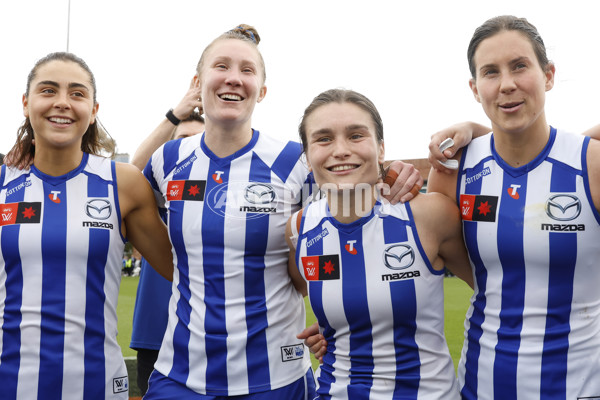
[231,24,261,44]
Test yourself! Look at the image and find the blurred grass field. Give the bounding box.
[117,275,472,384]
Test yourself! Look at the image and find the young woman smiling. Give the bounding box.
[0,52,173,399]
[287,89,473,399]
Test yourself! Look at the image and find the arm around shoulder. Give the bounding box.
[116,162,174,281]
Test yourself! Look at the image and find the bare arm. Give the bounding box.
[116,162,173,281]
[130,85,203,170]
[583,124,600,141]
[434,195,474,288]
[426,156,461,202]
[428,121,491,173]
[587,138,600,213]
[285,214,307,296]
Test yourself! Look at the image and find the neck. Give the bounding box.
[33,147,84,176]
[203,120,254,158]
[492,116,550,168]
[326,185,378,224]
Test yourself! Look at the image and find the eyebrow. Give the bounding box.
[479,56,530,73]
[213,56,258,66]
[309,124,371,137]
[36,80,91,91]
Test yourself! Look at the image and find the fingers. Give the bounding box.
[296,321,319,339]
[297,322,328,360]
[382,161,423,204]
[173,86,203,120]
[428,131,454,171]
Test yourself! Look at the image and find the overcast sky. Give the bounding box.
[2,0,599,161]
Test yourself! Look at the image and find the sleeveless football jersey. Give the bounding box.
[296,199,460,400]
[457,127,600,400]
[144,130,313,396]
[0,153,128,399]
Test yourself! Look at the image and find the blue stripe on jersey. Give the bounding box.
[383,215,420,397]
[390,280,419,398]
[493,172,528,399]
[339,230,374,395]
[244,153,272,389]
[144,161,160,194]
[162,140,184,177]
[540,163,577,398]
[460,222,487,400]
[540,233,576,399]
[167,151,195,383]
[271,141,302,183]
[38,181,68,398]
[382,214,408,243]
[202,160,230,392]
[83,174,110,398]
[305,224,337,396]
[0,175,28,398]
[460,161,488,400]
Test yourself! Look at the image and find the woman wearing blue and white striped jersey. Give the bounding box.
[0,52,174,399]
[286,89,473,399]
[428,16,600,399]
[139,24,423,400]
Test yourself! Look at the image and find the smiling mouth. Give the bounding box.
[219,94,243,101]
[48,117,73,124]
[329,165,358,172]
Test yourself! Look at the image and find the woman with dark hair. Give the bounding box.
[0,52,173,399]
[287,88,473,399]
[428,15,600,399]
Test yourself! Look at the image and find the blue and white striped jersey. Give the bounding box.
[296,199,460,400]
[144,130,313,396]
[457,127,600,399]
[0,153,128,400]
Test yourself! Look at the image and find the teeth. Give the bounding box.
[220,94,242,101]
[49,117,72,124]
[330,165,356,172]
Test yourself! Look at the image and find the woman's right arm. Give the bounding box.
[428,121,491,173]
[130,85,202,170]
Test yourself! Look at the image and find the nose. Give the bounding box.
[224,69,242,86]
[53,91,71,110]
[332,138,351,159]
[499,72,517,94]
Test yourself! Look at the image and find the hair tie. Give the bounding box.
[235,25,256,43]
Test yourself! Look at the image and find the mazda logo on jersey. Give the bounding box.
[383,244,415,270]
[244,183,275,204]
[545,194,581,221]
[206,180,277,220]
[85,199,112,220]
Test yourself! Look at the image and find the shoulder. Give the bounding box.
[254,132,303,161]
[409,193,460,234]
[1,165,30,187]
[299,198,329,234]
[115,162,148,189]
[410,192,457,217]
